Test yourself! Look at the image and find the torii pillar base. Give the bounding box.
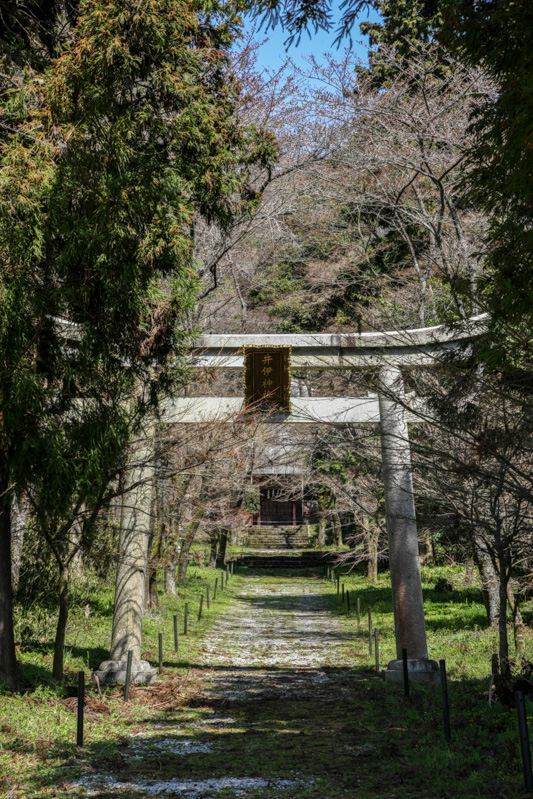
[383,658,439,684]
[94,659,157,686]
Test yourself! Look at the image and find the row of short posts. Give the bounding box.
[76,561,236,747]
[325,564,533,791]
[333,567,452,741]
[327,567,382,678]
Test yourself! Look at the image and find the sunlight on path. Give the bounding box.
[202,576,355,669]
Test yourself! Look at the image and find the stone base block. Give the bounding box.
[383,657,440,684]
[94,659,157,686]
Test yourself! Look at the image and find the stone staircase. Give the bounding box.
[236,551,329,569]
[244,524,313,550]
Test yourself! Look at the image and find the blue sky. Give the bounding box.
[244,3,382,72]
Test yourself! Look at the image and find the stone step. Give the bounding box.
[246,534,310,540]
[243,525,314,551]
[246,538,311,549]
[246,542,311,546]
[245,537,312,550]
[235,552,334,569]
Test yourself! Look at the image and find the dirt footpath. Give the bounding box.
[202,573,356,668]
[74,572,413,799]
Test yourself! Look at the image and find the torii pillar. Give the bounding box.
[378,365,438,682]
[95,431,157,685]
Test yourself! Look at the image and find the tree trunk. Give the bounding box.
[161,515,180,595]
[498,553,510,681]
[144,527,159,613]
[216,529,228,568]
[208,531,218,568]
[419,529,433,565]
[144,530,155,613]
[53,563,69,682]
[473,535,499,626]
[69,516,84,578]
[366,530,378,582]
[317,511,326,547]
[506,583,517,618]
[164,559,177,595]
[145,565,159,612]
[177,543,191,585]
[506,584,526,654]
[464,555,475,586]
[362,513,379,583]
[331,511,343,547]
[177,514,202,585]
[11,494,28,594]
[514,606,526,654]
[0,468,17,690]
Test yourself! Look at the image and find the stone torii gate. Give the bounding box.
[161,315,486,682]
[91,314,485,684]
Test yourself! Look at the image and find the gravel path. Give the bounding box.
[76,572,381,799]
[203,575,356,669]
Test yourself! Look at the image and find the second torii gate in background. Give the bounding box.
[164,316,486,682]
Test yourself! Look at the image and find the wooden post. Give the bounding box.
[76,671,84,747]
[124,650,133,702]
[402,648,409,697]
[198,595,203,621]
[439,660,451,743]
[516,690,533,791]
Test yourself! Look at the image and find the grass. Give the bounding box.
[1,561,532,798]
[0,564,238,798]
[326,563,530,680]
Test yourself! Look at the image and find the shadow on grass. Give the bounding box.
[22,663,521,799]
[18,642,109,676]
[424,610,489,633]
[324,580,489,634]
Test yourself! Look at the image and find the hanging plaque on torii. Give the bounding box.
[243,346,291,411]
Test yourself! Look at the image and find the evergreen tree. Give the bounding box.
[358,0,442,84]
[440,0,533,366]
[0,0,276,687]
[246,0,440,47]
[360,0,440,50]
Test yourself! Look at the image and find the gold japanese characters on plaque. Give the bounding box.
[243,346,291,411]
